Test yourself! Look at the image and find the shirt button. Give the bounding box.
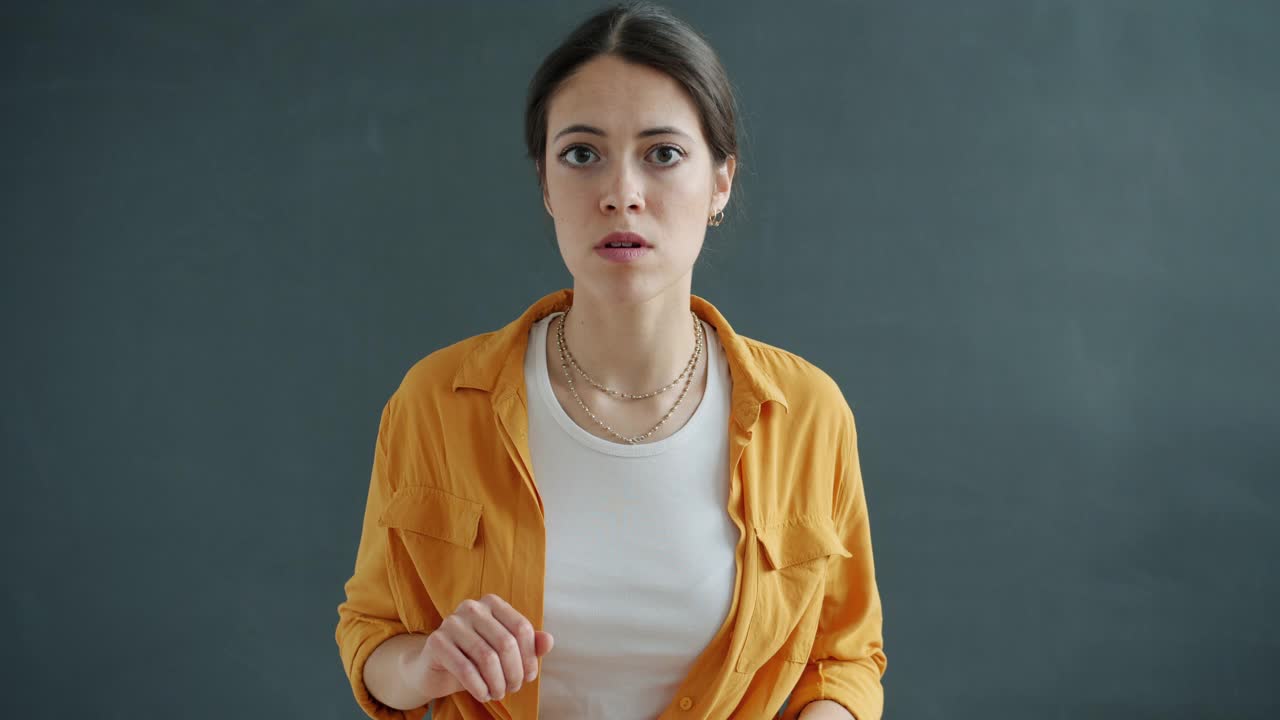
[679,696,694,710]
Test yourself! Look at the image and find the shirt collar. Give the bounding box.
[451,287,788,430]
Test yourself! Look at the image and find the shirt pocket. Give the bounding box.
[734,515,852,672]
[378,485,485,631]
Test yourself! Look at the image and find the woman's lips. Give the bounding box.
[596,245,650,263]
[596,231,650,248]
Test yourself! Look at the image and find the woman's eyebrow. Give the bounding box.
[552,124,691,142]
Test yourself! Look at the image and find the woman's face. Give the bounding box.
[542,54,734,303]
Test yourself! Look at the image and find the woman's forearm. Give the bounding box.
[364,633,435,710]
[798,699,856,719]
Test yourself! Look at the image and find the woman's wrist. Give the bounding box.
[366,632,435,710]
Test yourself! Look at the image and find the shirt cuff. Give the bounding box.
[782,659,885,720]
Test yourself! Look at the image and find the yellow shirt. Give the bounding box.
[336,288,887,720]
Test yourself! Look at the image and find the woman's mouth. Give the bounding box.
[595,231,651,263]
[596,245,651,263]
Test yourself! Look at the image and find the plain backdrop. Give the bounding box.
[3,1,1278,718]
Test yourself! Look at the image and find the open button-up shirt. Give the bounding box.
[336,288,887,720]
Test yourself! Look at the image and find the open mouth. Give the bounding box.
[597,231,650,249]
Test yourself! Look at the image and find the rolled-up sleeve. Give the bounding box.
[335,396,428,720]
[784,407,887,720]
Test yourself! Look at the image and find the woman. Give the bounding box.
[336,3,887,719]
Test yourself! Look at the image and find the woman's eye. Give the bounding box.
[560,146,597,166]
[557,144,686,168]
[649,145,685,166]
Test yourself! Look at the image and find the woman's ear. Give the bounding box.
[711,154,736,214]
[538,162,553,216]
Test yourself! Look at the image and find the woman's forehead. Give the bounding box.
[549,56,698,122]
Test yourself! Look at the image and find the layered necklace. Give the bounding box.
[554,309,704,445]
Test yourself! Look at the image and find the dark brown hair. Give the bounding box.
[523,2,742,199]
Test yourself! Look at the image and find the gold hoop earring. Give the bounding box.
[707,208,725,227]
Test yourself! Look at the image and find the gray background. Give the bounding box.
[3,1,1277,718]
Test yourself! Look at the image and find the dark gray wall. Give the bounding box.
[3,1,1277,718]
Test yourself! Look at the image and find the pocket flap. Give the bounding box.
[378,486,482,549]
[756,516,852,570]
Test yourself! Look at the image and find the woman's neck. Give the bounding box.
[554,284,701,394]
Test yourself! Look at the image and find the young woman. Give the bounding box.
[336,3,887,719]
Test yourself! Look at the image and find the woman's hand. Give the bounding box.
[402,594,555,704]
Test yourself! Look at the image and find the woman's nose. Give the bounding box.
[600,162,645,214]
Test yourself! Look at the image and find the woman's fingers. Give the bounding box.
[534,630,555,657]
[470,608,527,695]
[429,595,552,704]
[484,594,540,682]
[427,628,492,704]
[444,605,508,701]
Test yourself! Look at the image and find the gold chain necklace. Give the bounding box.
[554,310,704,445]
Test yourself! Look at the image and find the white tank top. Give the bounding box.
[524,311,738,719]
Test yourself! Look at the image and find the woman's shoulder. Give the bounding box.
[392,328,501,403]
[740,334,848,394]
[736,333,858,428]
